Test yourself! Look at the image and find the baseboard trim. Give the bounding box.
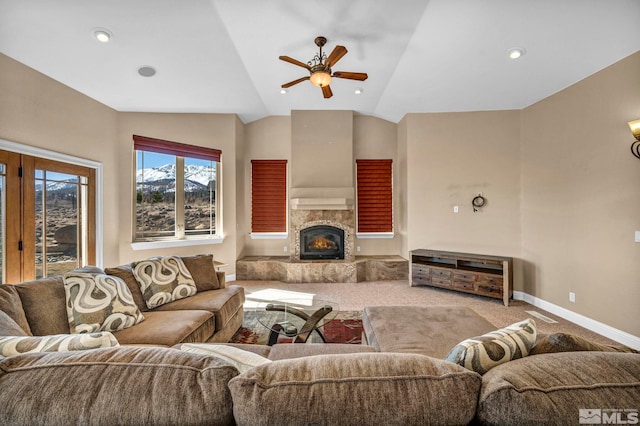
[513,291,640,350]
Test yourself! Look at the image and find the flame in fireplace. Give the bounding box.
[308,237,337,251]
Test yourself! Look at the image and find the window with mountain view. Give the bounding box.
[133,135,221,242]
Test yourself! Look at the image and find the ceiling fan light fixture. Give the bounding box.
[310,70,332,87]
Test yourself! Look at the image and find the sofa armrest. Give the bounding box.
[216,271,226,288]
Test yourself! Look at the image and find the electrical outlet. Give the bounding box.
[635,231,640,242]
[283,246,288,253]
[569,292,576,303]
[453,205,459,213]
[356,246,361,252]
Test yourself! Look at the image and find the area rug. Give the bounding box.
[229,310,364,345]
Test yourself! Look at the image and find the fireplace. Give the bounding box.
[300,225,345,260]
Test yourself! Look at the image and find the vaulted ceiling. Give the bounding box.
[1,0,639,123]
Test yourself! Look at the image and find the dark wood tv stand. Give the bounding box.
[410,249,513,306]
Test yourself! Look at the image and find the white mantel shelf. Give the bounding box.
[290,197,354,210]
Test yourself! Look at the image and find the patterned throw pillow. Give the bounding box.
[445,318,537,374]
[132,256,197,309]
[64,272,145,333]
[0,332,119,358]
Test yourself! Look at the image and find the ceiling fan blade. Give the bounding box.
[322,85,333,99]
[282,76,310,88]
[279,55,311,71]
[325,46,347,68]
[333,71,368,81]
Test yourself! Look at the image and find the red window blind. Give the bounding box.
[251,160,287,233]
[133,135,221,162]
[356,159,393,233]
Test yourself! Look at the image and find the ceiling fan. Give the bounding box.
[279,36,368,98]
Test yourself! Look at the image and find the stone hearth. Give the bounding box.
[236,255,408,283]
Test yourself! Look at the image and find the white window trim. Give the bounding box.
[0,139,104,267]
[130,235,224,251]
[356,232,395,239]
[249,232,288,240]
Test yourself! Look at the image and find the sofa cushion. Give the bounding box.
[267,342,377,361]
[0,285,32,335]
[64,272,145,333]
[530,332,638,355]
[229,352,482,426]
[104,264,149,312]
[0,332,119,358]
[477,351,640,425]
[445,318,537,374]
[0,310,28,336]
[154,285,245,331]
[111,310,214,346]
[180,254,221,291]
[363,305,497,358]
[180,343,271,373]
[0,346,238,425]
[15,276,70,335]
[132,256,197,309]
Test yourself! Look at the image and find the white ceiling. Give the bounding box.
[1,0,639,124]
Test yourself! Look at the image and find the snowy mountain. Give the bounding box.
[136,164,215,194]
[36,164,215,194]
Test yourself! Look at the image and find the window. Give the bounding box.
[133,135,221,242]
[355,159,393,236]
[251,160,287,234]
[0,148,96,283]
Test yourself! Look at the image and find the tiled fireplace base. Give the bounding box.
[236,256,408,283]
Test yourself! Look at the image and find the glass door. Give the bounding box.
[0,150,95,283]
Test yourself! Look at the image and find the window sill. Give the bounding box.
[250,232,289,240]
[356,232,395,239]
[131,236,224,251]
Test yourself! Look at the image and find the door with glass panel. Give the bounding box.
[0,150,96,283]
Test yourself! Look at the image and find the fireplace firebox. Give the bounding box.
[300,225,345,260]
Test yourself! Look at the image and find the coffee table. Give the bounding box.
[253,298,339,345]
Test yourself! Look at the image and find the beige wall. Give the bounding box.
[404,111,523,280]
[353,114,400,255]
[242,116,291,256]
[521,51,640,336]
[291,110,354,189]
[0,53,120,267]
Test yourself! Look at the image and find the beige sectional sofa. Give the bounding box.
[1,272,639,425]
[0,254,245,347]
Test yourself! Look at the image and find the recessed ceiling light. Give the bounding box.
[280,89,287,94]
[138,66,156,77]
[354,87,363,95]
[507,47,525,60]
[92,29,112,43]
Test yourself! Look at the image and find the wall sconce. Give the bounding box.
[629,120,640,159]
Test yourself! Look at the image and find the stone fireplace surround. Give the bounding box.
[290,208,355,262]
[237,197,408,283]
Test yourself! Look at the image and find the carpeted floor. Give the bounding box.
[235,279,624,347]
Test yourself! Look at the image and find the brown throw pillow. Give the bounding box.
[0,284,32,335]
[530,333,638,355]
[0,310,28,336]
[104,265,148,312]
[180,254,220,291]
